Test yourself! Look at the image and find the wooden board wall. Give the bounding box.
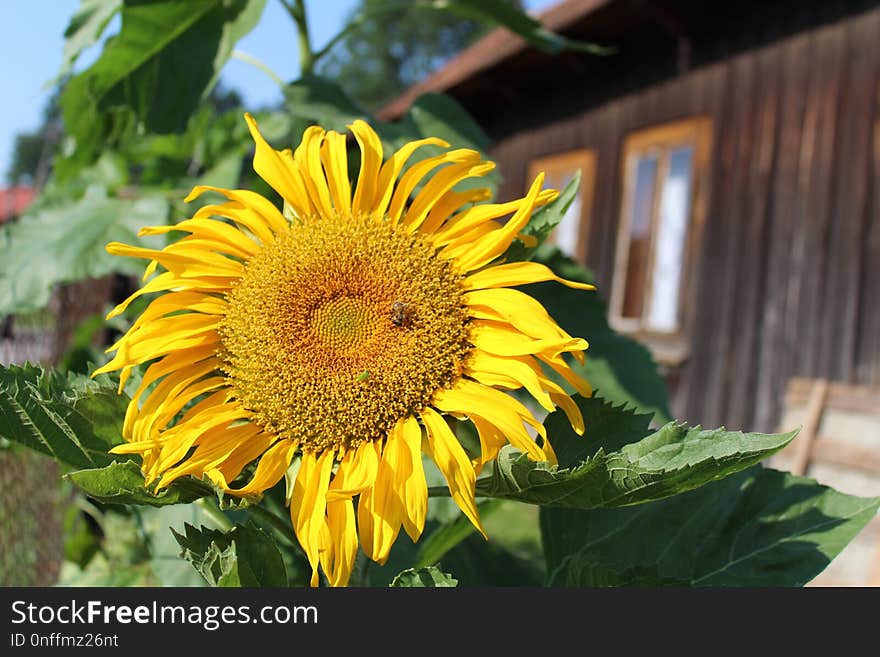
[488,7,880,432]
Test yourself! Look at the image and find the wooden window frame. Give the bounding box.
[610,116,713,364]
[526,148,597,263]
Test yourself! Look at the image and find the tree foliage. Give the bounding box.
[316,0,523,110]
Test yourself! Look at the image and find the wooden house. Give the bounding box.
[381,0,880,436]
[382,0,880,584]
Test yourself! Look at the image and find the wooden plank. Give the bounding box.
[810,437,880,475]
[671,62,727,420]
[591,99,627,289]
[680,57,736,427]
[699,51,759,427]
[855,41,880,385]
[872,541,880,586]
[789,379,828,475]
[727,44,784,429]
[784,24,846,380]
[753,33,811,432]
[819,11,878,381]
[784,376,880,414]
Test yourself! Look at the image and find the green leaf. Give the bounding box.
[541,466,880,586]
[506,172,581,262]
[433,0,612,55]
[58,0,123,80]
[0,363,126,469]
[390,566,458,587]
[405,92,490,154]
[284,73,371,134]
[547,560,685,586]
[475,393,796,509]
[66,460,214,507]
[523,248,671,422]
[61,0,266,171]
[0,186,167,314]
[173,522,288,587]
[431,534,544,586]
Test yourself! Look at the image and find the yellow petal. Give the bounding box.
[419,407,486,537]
[464,260,596,292]
[152,400,251,476]
[387,149,482,226]
[211,431,280,486]
[130,363,224,443]
[357,436,406,565]
[320,130,351,217]
[121,344,217,437]
[324,497,358,587]
[399,415,427,542]
[190,194,286,244]
[125,292,226,335]
[469,415,508,473]
[418,187,492,236]
[350,119,383,216]
[106,241,244,280]
[106,272,230,320]
[433,378,547,462]
[326,440,381,501]
[371,137,450,220]
[290,449,335,587]
[139,217,259,258]
[243,113,313,217]
[294,126,334,219]
[469,319,587,359]
[465,287,570,341]
[433,189,556,247]
[442,174,544,272]
[549,390,584,437]
[537,351,592,397]
[402,160,495,232]
[465,350,554,411]
[225,438,297,496]
[156,421,263,488]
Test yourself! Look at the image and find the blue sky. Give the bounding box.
[1,0,557,181]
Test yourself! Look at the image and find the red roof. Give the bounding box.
[0,187,37,224]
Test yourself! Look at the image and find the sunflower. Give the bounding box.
[95,114,593,587]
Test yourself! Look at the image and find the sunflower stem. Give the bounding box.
[283,0,314,75]
[426,485,452,498]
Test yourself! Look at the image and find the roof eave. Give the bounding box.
[377,0,613,121]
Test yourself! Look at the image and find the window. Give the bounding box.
[526,149,596,262]
[610,117,712,355]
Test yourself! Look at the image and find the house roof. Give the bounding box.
[0,187,36,224]
[378,0,612,121]
[378,0,860,132]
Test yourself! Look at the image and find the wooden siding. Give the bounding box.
[488,7,880,432]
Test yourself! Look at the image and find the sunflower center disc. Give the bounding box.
[219,215,472,453]
[311,296,378,350]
